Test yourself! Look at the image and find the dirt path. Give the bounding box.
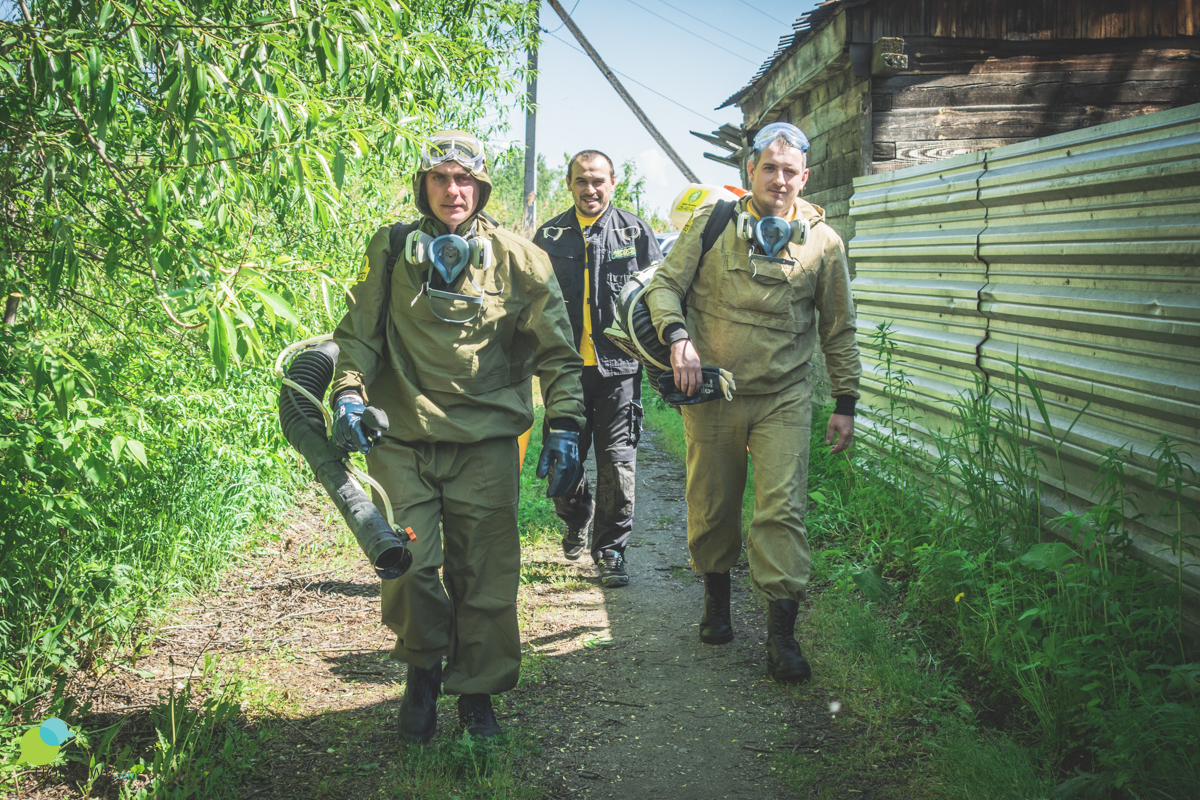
[57,430,845,799]
[520,431,838,799]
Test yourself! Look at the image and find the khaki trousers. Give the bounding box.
[681,378,813,601]
[368,436,521,696]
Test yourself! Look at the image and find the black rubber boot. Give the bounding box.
[457,694,502,739]
[398,663,441,743]
[699,572,734,644]
[765,599,812,683]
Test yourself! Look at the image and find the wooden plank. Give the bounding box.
[1154,0,1178,36]
[872,138,1026,166]
[905,42,1200,76]
[872,104,1175,141]
[876,70,1200,109]
[1133,0,1155,37]
[1057,0,1083,39]
[1182,0,1197,36]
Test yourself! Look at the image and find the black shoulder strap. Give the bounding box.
[374,220,418,339]
[699,199,737,263]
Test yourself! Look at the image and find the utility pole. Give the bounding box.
[522,8,538,238]
[547,0,699,183]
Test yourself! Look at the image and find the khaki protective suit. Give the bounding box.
[645,193,861,601]
[332,168,585,695]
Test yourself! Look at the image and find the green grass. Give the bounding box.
[638,371,1066,800]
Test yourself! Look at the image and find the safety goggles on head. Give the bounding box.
[420,134,486,173]
[751,122,810,155]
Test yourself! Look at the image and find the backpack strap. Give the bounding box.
[373,220,418,339]
[699,199,737,263]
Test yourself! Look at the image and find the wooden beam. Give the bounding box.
[871,37,908,76]
[702,152,742,168]
[690,130,739,152]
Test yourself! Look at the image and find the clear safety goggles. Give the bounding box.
[420,134,486,173]
[752,122,810,155]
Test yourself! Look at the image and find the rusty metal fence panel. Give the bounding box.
[848,103,1200,604]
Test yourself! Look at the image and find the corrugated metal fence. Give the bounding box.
[848,103,1200,606]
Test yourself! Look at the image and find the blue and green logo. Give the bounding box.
[17,717,74,766]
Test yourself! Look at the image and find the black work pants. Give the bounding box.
[548,366,642,558]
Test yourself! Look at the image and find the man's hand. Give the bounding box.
[825,413,855,454]
[332,393,382,455]
[670,339,703,396]
[536,430,583,498]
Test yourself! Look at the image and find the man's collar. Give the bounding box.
[571,202,614,232]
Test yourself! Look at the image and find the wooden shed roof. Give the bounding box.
[722,0,1200,111]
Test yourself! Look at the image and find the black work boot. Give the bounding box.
[765,599,812,683]
[561,527,587,561]
[457,694,502,739]
[699,572,734,644]
[398,662,442,743]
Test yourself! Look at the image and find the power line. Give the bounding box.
[619,0,759,66]
[647,0,770,55]
[735,0,789,26]
[542,0,581,34]
[542,28,720,125]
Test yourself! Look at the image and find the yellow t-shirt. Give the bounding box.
[746,198,796,221]
[576,211,601,366]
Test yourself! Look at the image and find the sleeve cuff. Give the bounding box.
[548,418,581,433]
[663,322,690,345]
[833,395,857,417]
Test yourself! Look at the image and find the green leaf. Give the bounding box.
[98,1,113,29]
[87,46,101,84]
[336,34,349,85]
[128,27,144,66]
[333,147,346,188]
[110,435,126,463]
[249,284,300,326]
[1019,542,1078,572]
[125,439,148,467]
[850,564,895,604]
[349,9,373,35]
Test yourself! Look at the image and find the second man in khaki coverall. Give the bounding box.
[644,121,862,683]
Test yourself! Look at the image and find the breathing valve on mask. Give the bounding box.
[735,213,810,257]
[406,231,493,284]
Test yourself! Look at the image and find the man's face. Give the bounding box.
[568,158,616,217]
[747,139,809,217]
[424,161,480,231]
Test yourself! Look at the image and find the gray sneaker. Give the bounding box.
[562,528,586,561]
[597,549,630,588]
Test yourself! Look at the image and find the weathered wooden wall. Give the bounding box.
[847,0,1197,41]
[779,67,869,251]
[870,37,1200,172]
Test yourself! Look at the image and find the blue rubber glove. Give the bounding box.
[536,429,582,498]
[332,393,380,455]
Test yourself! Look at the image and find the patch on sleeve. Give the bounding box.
[355,258,370,284]
[611,244,637,259]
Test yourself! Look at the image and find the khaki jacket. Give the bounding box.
[644,194,862,398]
[331,217,586,443]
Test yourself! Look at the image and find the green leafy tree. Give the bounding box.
[0,0,536,713]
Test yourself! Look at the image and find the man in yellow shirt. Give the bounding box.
[535,151,663,587]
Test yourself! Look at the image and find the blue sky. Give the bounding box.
[491,0,821,218]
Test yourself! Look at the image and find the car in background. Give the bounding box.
[655,231,679,257]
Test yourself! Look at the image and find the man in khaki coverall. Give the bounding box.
[644,121,861,683]
[329,131,585,740]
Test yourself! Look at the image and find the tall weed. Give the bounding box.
[853,323,1200,797]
